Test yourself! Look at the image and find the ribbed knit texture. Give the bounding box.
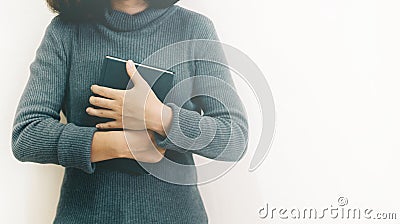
[12,4,248,224]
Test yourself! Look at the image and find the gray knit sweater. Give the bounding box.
[12,4,248,224]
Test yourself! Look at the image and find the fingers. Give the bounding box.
[91,85,123,100]
[89,96,118,110]
[126,60,145,85]
[95,121,122,129]
[86,107,117,119]
[126,60,138,79]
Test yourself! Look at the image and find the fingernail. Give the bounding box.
[128,60,134,69]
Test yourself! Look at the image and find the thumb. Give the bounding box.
[126,60,145,85]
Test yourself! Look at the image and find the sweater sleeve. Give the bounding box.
[155,16,249,162]
[11,17,97,174]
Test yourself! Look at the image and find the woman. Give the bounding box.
[12,0,248,223]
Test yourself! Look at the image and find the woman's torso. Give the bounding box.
[54,5,213,223]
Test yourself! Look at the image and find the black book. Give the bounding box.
[93,55,174,175]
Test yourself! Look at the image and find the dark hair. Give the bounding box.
[46,0,179,23]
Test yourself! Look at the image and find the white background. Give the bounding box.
[1,0,400,223]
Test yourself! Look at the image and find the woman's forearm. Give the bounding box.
[91,130,166,163]
[91,131,130,162]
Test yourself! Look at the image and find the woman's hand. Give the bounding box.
[125,130,166,163]
[86,60,172,135]
[91,130,166,163]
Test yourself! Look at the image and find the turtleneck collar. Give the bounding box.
[102,4,175,32]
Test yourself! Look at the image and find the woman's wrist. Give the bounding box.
[146,103,173,137]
